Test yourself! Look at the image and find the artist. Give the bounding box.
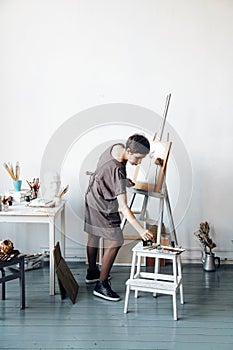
[84,134,153,301]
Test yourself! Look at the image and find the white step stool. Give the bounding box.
[124,241,185,320]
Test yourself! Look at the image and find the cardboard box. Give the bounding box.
[24,254,44,270]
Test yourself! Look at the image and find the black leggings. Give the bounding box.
[87,233,123,281]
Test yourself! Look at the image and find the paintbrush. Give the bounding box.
[15,161,20,181]
[57,185,69,198]
[3,162,17,181]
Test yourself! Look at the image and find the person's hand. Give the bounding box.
[141,230,154,241]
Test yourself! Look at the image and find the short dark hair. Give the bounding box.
[126,134,150,155]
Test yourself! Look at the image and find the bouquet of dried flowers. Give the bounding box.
[194,221,216,253]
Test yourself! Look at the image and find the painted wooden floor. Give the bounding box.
[1,261,233,350]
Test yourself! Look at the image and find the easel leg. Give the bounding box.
[139,196,149,221]
[164,188,178,245]
[156,197,164,245]
[121,193,136,230]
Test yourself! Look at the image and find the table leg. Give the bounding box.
[177,256,184,304]
[60,205,66,257]
[19,256,25,309]
[153,257,159,297]
[99,237,103,266]
[124,285,130,313]
[135,254,142,298]
[173,256,177,284]
[173,292,177,320]
[49,217,55,295]
[130,251,136,279]
[0,268,6,300]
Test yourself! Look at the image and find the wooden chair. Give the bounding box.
[0,255,25,309]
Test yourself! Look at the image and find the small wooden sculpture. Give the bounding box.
[0,239,14,254]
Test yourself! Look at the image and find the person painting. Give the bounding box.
[84,134,153,301]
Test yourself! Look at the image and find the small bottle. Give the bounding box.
[2,203,8,212]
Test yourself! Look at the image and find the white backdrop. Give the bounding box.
[1,0,233,261]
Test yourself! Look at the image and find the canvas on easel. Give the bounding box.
[132,140,172,194]
[53,242,79,304]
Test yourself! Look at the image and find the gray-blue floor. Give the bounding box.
[1,262,233,350]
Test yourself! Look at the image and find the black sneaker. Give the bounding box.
[85,268,100,284]
[93,280,120,301]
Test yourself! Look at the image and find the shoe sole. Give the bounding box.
[85,278,99,284]
[93,290,120,302]
[85,275,112,284]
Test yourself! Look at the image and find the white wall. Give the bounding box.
[1,0,233,261]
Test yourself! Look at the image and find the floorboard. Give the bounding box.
[1,262,233,349]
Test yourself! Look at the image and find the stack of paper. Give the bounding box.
[8,189,31,203]
[28,198,56,208]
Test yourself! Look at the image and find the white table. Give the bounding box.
[0,201,66,295]
[124,241,184,320]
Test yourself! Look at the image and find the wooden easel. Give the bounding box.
[121,94,178,246]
